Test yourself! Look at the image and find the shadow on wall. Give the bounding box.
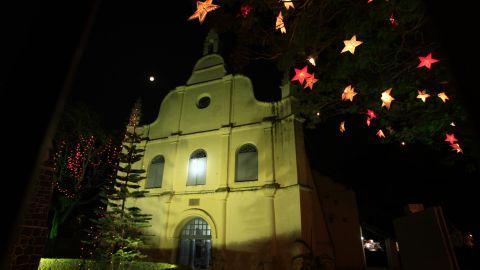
[142,236,335,270]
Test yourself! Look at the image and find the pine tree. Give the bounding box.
[92,99,151,268]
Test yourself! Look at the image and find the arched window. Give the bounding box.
[187,150,207,186]
[235,144,258,182]
[146,155,164,188]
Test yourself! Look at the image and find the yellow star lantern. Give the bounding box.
[341,35,363,54]
[282,0,295,10]
[341,85,357,101]
[188,0,220,24]
[340,121,346,133]
[417,90,430,102]
[438,92,449,103]
[275,12,286,34]
[381,88,395,109]
[376,129,385,138]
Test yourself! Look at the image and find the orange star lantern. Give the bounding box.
[417,53,439,69]
[341,35,363,54]
[340,121,346,133]
[377,129,385,138]
[381,88,395,109]
[291,66,311,85]
[445,133,458,144]
[438,92,449,103]
[282,0,295,10]
[341,85,357,101]
[450,143,463,153]
[304,75,318,90]
[188,0,220,24]
[417,90,430,102]
[275,11,286,34]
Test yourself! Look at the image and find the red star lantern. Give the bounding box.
[291,66,312,85]
[417,53,439,69]
[366,109,377,126]
[445,133,458,144]
[389,13,398,27]
[239,4,252,18]
[188,0,220,24]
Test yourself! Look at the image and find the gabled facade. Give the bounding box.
[129,32,362,270]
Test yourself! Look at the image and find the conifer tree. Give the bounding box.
[92,99,151,268]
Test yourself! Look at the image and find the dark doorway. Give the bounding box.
[178,218,212,269]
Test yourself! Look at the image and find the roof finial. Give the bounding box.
[203,29,219,55]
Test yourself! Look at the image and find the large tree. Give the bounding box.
[201,0,475,159]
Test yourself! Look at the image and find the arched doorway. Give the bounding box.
[177,217,212,269]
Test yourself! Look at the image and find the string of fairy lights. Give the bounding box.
[187,0,464,154]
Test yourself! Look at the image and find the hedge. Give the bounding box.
[38,258,178,270]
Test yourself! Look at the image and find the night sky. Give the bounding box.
[3,0,480,254]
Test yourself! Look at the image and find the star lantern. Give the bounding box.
[445,133,458,144]
[340,121,346,133]
[276,11,286,34]
[417,90,430,102]
[367,0,373,3]
[389,13,398,27]
[450,122,456,127]
[377,129,385,138]
[291,66,312,85]
[417,53,439,70]
[188,0,220,24]
[341,35,363,54]
[282,0,295,10]
[304,74,318,90]
[239,4,252,18]
[381,88,395,109]
[450,143,463,153]
[341,85,357,101]
[366,109,377,126]
[307,56,316,66]
[438,92,449,103]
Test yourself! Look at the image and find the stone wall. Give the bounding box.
[8,163,54,270]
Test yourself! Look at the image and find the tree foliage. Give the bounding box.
[91,100,151,267]
[204,0,474,155]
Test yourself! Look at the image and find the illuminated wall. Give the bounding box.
[127,43,336,269]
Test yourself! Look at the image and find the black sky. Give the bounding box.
[3,0,480,255]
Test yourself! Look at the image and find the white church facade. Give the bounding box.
[130,32,364,270]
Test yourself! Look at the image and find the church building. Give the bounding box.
[130,31,364,270]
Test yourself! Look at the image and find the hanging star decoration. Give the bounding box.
[450,143,463,153]
[304,74,318,90]
[438,92,449,103]
[450,122,456,127]
[239,4,253,18]
[282,0,295,10]
[340,121,346,133]
[366,109,377,126]
[341,85,357,101]
[275,11,286,34]
[341,35,363,54]
[367,0,373,3]
[188,0,220,24]
[445,133,462,153]
[307,56,316,66]
[417,90,430,102]
[417,53,439,69]
[291,65,311,85]
[445,133,458,144]
[381,88,395,109]
[377,129,385,138]
[389,13,398,27]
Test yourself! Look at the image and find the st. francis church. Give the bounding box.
[129,31,364,270]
